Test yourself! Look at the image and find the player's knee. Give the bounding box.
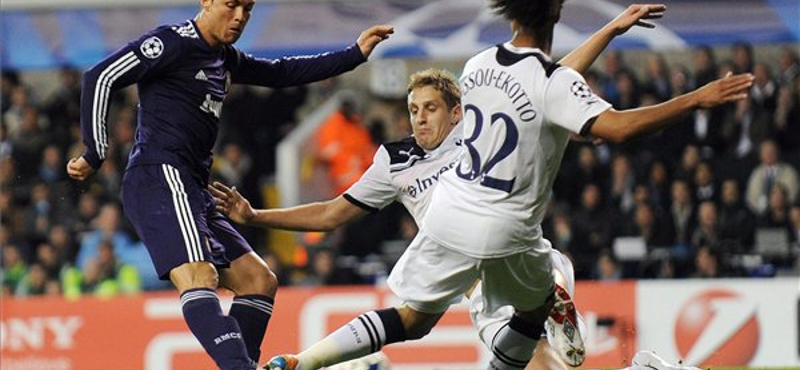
[170,262,220,291]
[252,267,278,296]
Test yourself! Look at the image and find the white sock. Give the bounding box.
[296,310,404,370]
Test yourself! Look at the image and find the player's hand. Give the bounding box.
[357,25,394,58]
[66,156,95,181]
[209,181,256,225]
[693,72,754,109]
[608,4,666,35]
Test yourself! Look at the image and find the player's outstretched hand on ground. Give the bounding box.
[693,72,755,109]
[357,25,394,58]
[608,4,667,35]
[66,156,95,181]
[209,181,256,225]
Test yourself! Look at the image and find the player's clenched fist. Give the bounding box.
[66,156,95,181]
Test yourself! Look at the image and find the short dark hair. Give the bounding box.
[407,68,461,110]
[489,0,564,33]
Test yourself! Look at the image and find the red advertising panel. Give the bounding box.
[2,283,640,370]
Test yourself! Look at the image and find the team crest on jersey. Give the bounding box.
[140,36,164,59]
[570,81,593,98]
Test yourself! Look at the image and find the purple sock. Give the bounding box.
[229,294,274,363]
[180,288,254,370]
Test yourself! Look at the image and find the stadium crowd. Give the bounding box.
[2,42,800,298]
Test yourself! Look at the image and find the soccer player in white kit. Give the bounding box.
[417,0,752,369]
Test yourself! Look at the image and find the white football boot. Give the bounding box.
[545,284,586,367]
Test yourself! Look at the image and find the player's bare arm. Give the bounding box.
[210,182,367,231]
[590,72,755,143]
[357,25,394,58]
[559,4,666,73]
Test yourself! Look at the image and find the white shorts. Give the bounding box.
[469,248,574,345]
[387,230,553,314]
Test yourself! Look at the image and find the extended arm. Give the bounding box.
[588,73,754,143]
[231,25,393,88]
[210,182,368,231]
[559,4,666,74]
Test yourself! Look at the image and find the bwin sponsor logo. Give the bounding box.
[405,160,457,198]
[200,94,223,118]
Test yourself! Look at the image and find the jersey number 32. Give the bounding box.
[456,104,518,193]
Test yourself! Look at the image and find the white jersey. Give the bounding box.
[424,43,612,258]
[344,128,462,225]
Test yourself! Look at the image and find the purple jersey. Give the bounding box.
[80,19,365,184]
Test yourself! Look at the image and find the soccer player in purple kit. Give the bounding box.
[66,1,392,369]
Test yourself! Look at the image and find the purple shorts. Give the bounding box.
[121,164,253,279]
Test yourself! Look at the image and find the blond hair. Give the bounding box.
[407,68,461,109]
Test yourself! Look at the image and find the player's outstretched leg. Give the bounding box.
[265,308,408,370]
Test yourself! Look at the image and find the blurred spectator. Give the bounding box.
[600,50,626,102]
[777,47,800,86]
[693,45,718,87]
[745,140,799,216]
[625,203,673,248]
[39,145,65,184]
[643,51,671,101]
[3,85,35,139]
[315,93,376,195]
[693,161,717,203]
[43,66,81,150]
[691,201,720,249]
[732,41,755,73]
[691,245,725,278]
[20,183,53,242]
[559,145,607,208]
[718,179,756,251]
[15,263,51,297]
[11,107,50,181]
[214,142,252,188]
[608,154,636,215]
[48,224,78,265]
[2,244,27,294]
[76,203,135,270]
[297,248,362,286]
[69,193,100,235]
[669,179,696,246]
[750,63,779,140]
[757,184,791,228]
[674,145,701,181]
[64,240,141,299]
[36,242,66,281]
[611,68,641,110]
[669,64,693,97]
[572,184,614,278]
[647,160,671,211]
[595,249,622,281]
